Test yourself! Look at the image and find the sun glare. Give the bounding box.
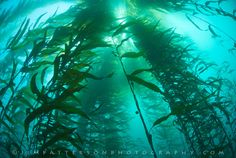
[28,2,73,24]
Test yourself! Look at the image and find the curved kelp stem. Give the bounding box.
[185,13,236,47]
[112,38,158,157]
[0,1,235,158]
[129,17,235,157]
[188,1,236,21]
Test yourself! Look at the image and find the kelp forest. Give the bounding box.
[0,0,236,158]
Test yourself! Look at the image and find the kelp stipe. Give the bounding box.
[111,36,158,157]
[0,0,131,157]
[125,11,235,158]
[109,1,236,157]
[0,0,236,158]
[138,26,233,157]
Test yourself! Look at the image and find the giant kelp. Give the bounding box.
[0,0,133,157]
[131,20,234,157]
[109,0,236,157]
[0,0,77,27]
[0,0,236,158]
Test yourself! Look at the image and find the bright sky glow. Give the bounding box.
[28,2,73,24]
[115,5,127,23]
[0,2,74,49]
[150,9,214,50]
[150,9,236,80]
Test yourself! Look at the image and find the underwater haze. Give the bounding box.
[0,0,236,158]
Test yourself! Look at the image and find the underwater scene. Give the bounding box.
[0,0,236,158]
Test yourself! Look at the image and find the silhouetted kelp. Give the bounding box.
[0,1,133,157]
[0,0,235,158]
[113,15,235,158]
[0,0,77,28]
[109,1,236,157]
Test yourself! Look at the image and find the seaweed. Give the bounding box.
[101,1,235,156]
[127,16,235,157]
[0,0,235,158]
[0,1,132,157]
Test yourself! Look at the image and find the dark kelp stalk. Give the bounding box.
[0,0,235,158]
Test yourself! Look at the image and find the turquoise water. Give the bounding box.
[0,0,236,158]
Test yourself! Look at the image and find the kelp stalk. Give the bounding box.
[112,43,158,157]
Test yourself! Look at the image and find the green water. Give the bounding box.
[0,0,236,158]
